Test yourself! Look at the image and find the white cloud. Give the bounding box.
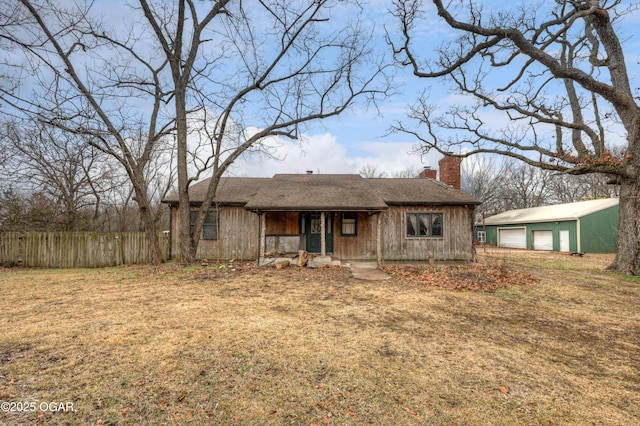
[225,132,439,178]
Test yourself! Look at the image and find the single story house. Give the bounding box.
[476,198,619,253]
[163,156,481,263]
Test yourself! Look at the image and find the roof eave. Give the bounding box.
[164,200,249,207]
[485,217,579,226]
[244,206,389,212]
[385,201,481,206]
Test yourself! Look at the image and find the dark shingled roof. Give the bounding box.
[162,174,480,210]
[368,178,480,205]
[243,174,389,211]
[162,177,272,205]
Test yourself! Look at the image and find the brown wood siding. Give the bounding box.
[332,212,376,259]
[170,205,475,261]
[170,206,260,260]
[266,212,299,234]
[379,205,475,261]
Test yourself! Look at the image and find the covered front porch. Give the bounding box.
[254,210,385,267]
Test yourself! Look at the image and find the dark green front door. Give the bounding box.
[301,213,333,253]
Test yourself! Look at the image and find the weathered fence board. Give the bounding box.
[0,232,169,268]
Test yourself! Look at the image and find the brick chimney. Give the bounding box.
[438,155,462,189]
[418,166,437,180]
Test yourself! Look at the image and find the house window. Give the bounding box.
[341,213,357,236]
[477,230,486,243]
[406,213,443,238]
[190,211,218,240]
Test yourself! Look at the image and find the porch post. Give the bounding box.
[259,212,266,264]
[320,212,326,257]
[376,212,382,267]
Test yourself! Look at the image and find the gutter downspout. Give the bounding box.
[259,211,266,265]
[470,204,477,262]
[376,212,382,267]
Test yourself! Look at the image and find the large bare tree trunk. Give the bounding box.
[142,212,163,265]
[176,144,195,264]
[175,92,194,264]
[390,1,639,274]
[4,0,388,265]
[131,173,164,264]
[612,177,640,274]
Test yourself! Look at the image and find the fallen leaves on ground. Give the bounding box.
[382,259,538,292]
[162,257,537,292]
[184,260,352,284]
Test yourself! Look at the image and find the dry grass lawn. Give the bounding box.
[0,250,638,425]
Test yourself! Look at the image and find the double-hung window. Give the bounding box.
[190,211,218,240]
[406,213,443,238]
[341,213,357,236]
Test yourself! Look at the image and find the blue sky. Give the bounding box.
[229,0,640,177]
[228,0,443,177]
[9,0,640,180]
[82,0,436,177]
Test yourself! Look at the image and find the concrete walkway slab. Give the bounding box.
[347,261,390,281]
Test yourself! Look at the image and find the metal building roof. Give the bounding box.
[483,198,619,225]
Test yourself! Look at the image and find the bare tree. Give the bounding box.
[501,160,556,211]
[360,164,423,178]
[0,188,32,231]
[391,165,422,178]
[0,117,168,232]
[463,155,620,216]
[0,1,178,263]
[1,120,105,230]
[2,1,390,264]
[391,0,640,274]
[139,0,391,263]
[0,188,62,231]
[359,163,388,178]
[461,155,509,216]
[548,172,619,204]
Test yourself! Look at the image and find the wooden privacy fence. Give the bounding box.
[0,232,169,268]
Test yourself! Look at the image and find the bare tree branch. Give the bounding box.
[390,0,640,274]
